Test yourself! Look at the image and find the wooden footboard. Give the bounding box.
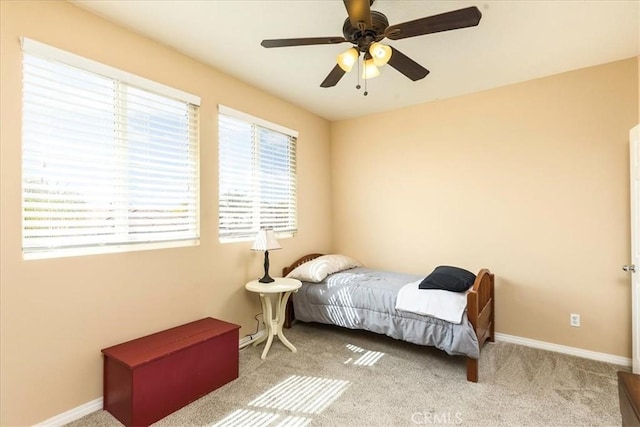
[465,268,495,382]
[282,254,495,383]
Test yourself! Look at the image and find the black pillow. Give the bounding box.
[418,266,476,292]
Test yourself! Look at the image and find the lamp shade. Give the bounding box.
[362,58,380,79]
[369,42,392,67]
[251,229,281,251]
[337,48,359,72]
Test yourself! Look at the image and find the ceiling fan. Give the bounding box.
[261,0,482,90]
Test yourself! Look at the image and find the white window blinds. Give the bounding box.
[21,38,200,258]
[218,105,297,242]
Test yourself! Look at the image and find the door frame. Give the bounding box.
[630,124,639,374]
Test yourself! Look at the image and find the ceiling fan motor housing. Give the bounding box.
[342,10,389,52]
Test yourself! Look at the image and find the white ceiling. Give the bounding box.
[72,0,639,122]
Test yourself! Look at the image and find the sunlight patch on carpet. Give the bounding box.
[344,343,385,366]
[210,409,278,426]
[273,415,312,427]
[248,375,350,414]
[210,409,311,427]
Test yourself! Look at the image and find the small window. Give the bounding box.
[218,105,297,242]
[21,38,201,259]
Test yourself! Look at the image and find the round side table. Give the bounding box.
[245,278,302,359]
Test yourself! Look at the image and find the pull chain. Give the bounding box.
[364,74,368,96]
[354,52,369,96]
[356,53,361,91]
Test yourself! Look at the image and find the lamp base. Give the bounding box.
[258,275,275,284]
[259,250,275,283]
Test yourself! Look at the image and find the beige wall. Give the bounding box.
[0,1,332,425]
[331,57,638,359]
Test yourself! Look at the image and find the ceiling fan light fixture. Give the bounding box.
[362,58,380,79]
[337,47,359,72]
[369,42,392,67]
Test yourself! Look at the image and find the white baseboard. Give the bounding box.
[239,329,266,348]
[34,397,103,427]
[35,334,265,426]
[495,332,632,367]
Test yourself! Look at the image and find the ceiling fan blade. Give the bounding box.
[385,6,482,40]
[320,64,346,88]
[343,0,372,30]
[387,47,429,81]
[261,37,347,48]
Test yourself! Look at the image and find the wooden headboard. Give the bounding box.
[282,253,324,276]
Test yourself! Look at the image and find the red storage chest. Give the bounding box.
[101,317,240,426]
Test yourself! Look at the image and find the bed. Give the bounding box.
[282,253,495,382]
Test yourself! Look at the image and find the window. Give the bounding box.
[218,105,297,242]
[21,38,200,259]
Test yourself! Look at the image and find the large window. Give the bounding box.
[218,105,297,242]
[21,38,200,259]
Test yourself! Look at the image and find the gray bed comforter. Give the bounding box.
[292,267,480,359]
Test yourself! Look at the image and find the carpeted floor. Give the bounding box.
[69,322,625,426]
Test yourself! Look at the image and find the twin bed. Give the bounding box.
[281,253,495,382]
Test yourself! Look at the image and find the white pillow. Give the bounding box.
[286,254,362,283]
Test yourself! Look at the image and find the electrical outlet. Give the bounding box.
[570,313,580,327]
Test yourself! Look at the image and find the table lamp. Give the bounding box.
[251,229,281,283]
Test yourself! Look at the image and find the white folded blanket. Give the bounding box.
[395,280,468,324]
